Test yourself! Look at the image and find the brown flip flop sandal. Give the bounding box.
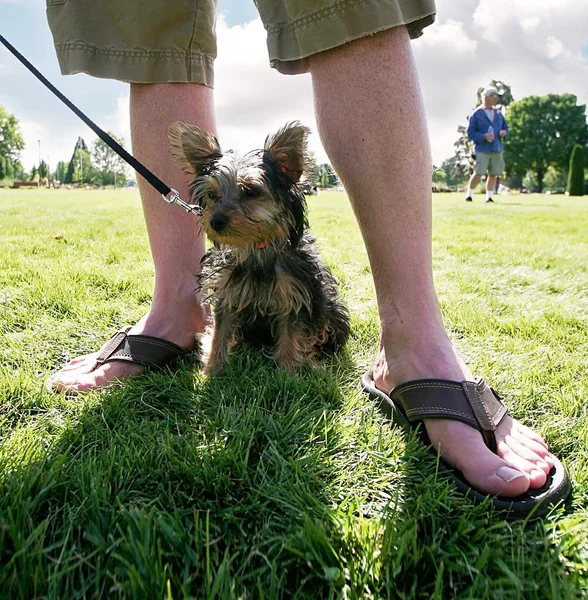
[360,371,571,519]
[91,326,188,370]
[48,327,189,393]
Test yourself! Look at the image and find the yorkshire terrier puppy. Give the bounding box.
[168,121,350,374]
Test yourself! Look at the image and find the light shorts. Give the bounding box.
[475,151,505,176]
[46,0,436,86]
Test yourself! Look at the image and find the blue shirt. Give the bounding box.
[467,106,509,153]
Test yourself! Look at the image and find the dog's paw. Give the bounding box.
[203,355,225,376]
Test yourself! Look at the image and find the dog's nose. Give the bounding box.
[209,214,228,232]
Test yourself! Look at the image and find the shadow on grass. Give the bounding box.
[0,347,582,599]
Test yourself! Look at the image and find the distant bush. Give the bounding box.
[567,145,585,196]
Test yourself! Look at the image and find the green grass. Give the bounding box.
[0,188,587,599]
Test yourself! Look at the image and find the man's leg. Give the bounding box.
[466,173,481,201]
[51,83,214,392]
[309,26,553,496]
[486,173,497,202]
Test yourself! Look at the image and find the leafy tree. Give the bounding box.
[54,161,68,184]
[543,166,568,190]
[31,164,38,182]
[0,156,13,181]
[13,163,26,181]
[504,94,588,192]
[319,163,339,187]
[439,156,467,188]
[567,144,585,196]
[432,164,445,186]
[0,105,25,181]
[65,137,92,184]
[476,80,514,110]
[38,160,48,180]
[306,151,321,186]
[451,125,474,180]
[522,171,538,191]
[73,148,93,184]
[92,133,129,186]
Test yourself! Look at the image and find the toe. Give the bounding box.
[58,352,99,374]
[496,438,548,488]
[455,447,531,497]
[513,421,549,451]
[426,421,532,497]
[511,427,553,471]
[509,430,552,472]
[501,434,550,472]
[50,362,143,393]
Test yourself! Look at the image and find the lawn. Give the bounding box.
[0,188,587,599]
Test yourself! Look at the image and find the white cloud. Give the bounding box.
[417,19,477,55]
[520,17,540,33]
[101,93,131,147]
[546,37,565,60]
[214,17,322,159]
[18,119,80,171]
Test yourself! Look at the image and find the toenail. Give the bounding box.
[496,466,526,483]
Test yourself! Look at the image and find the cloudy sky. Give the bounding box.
[1,0,587,172]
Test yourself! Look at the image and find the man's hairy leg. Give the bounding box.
[51,83,214,392]
[309,26,553,496]
[468,173,482,189]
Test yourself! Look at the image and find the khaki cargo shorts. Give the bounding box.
[475,151,505,176]
[46,0,436,86]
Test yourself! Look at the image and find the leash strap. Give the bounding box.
[0,33,201,215]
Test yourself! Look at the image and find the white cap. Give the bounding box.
[483,87,502,98]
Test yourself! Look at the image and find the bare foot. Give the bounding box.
[49,296,209,393]
[373,337,553,497]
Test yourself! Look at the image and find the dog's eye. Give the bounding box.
[206,191,219,202]
[243,187,261,199]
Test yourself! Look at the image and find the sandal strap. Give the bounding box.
[92,327,187,371]
[390,378,508,452]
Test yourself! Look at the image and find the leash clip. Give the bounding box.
[163,189,203,216]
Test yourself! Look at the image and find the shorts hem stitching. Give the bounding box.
[267,0,366,36]
[55,41,214,67]
[264,0,432,38]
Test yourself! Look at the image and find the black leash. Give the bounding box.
[0,33,200,215]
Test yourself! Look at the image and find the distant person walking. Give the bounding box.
[465,87,509,203]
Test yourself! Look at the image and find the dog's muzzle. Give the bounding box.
[209,214,228,232]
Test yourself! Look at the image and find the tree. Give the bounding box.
[92,133,129,186]
[452,125,474,179]
[0,105,25,181]
[0,156,13,181]
[319,163,338,187]
[476,80,514,111]
[504,94,588,192]
[38,160,48,179]
[306,151,321,186]
[543,166,567,190]
[432,164,445,186]
[54,160,68,184]
[567,144,585,196]
[65,137,92,184]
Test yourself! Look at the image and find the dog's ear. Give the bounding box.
[168,121,222,175]
[263,122,310,183]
